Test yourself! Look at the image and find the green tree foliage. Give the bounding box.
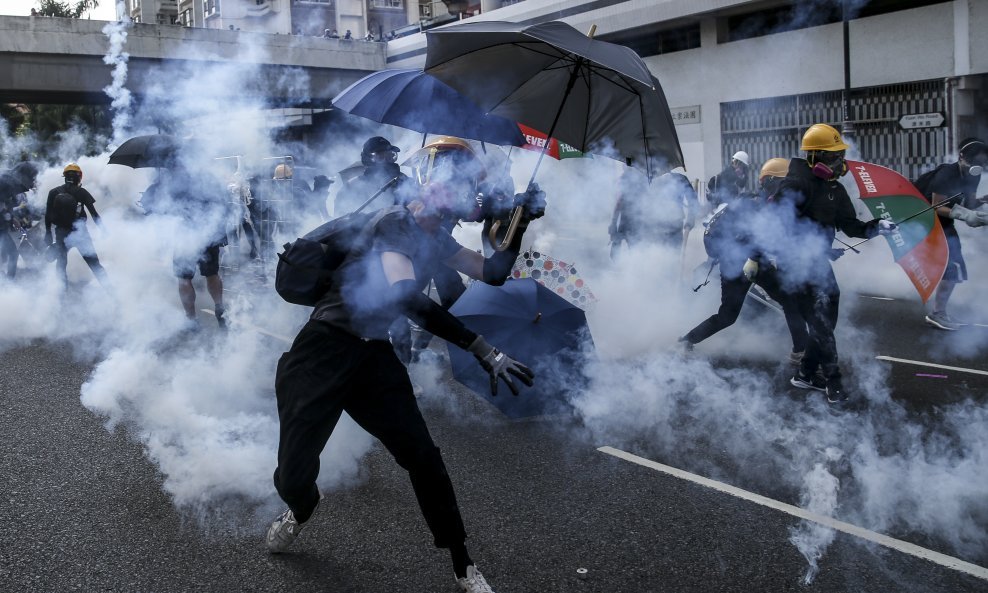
[36,0,101,18]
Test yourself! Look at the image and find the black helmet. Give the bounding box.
[361,136,400,167]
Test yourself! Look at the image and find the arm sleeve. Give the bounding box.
[388,279,477,350]
[835,190,876,239]
[44,189,54,233]
[481,222,526,285]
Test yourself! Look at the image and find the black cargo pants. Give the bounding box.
[273,319,467,548]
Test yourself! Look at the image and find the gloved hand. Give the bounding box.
[467,335,535,396]
[949,205,988,228]
[742,258,758,281]
[827,248,844,261]
[44,232,52,245]
[514,183,546,222]
[877,219,898,235]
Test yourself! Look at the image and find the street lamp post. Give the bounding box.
[841,0,854,144]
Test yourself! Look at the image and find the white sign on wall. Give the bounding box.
[670,105,701,125]
[898,113,944,129]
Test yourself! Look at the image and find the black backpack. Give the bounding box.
[275,206,402,306]
[50,189,81,229]
[702,204,731,261]
[912,163,952,201]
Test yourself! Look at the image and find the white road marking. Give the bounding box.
[875,356,988,377]
[199,308,293,343]
[598,446,988,581]
[860,295,895,300]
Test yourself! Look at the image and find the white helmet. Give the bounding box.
[731,151,750,166]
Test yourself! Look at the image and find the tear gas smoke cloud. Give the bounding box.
[2,19,987,583]
[102,4,133,145]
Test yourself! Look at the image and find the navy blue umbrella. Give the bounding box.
[447,278,593,418]
[331,68,526,147]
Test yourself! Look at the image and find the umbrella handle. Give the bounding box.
[841,192,961,252]
[488,205,524,252]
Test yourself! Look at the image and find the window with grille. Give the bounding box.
[370,0,402,8]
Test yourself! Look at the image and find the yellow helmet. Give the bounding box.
[408,136,484,186]
[800,124,849,152]
[758,158,790,182]
[273,163,293,179]
[63,163,83,176]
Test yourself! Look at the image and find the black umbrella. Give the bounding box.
[332,68,526,147]
[424,20,684,180]
[447,278,593,419]
[108,134,180,169]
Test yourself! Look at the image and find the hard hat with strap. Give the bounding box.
[63,163,83,176]
[800,123,849,152]
[758,157,790,182]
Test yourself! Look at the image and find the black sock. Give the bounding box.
[450,543,473,579]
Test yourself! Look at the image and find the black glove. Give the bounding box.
[514,182,547,222]
[467,335,535,396]
[827,248,844,261]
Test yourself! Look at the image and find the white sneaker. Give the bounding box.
[456,565,496,593]
[266,496,321,553]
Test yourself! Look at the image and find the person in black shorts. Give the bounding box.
[920,137,988,330]
[166,166,231,329]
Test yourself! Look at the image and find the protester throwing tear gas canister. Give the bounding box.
[679,158,808,364]
[44,163,110,288]
[0,162,39,279]
[764,124,896,406]
[918,137,988,331]
[393,136,546,361]
[266,138,545,593]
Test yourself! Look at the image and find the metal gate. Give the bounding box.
[721,79,948,185]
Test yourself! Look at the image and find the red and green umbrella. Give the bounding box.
[845,160,947,303]
[517,123,587,160]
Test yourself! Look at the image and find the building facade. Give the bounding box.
[385,0,988,185]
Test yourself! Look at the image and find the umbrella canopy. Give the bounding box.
[424,20,684,180]
[108,134,180,169]
[510,250,597,309]
[844,160,948,303]
[332,68,526,147]
[447,278,593,418]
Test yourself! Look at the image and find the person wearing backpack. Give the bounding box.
[43,163,109,287]
[266,160,543,593]
[0,162,40,279]
[679,158,807,362]
[917,138,988,330]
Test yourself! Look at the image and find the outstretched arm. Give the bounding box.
[381,251,534,395]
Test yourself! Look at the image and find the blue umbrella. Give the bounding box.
[331,68,526,147]
[447,278,594,418]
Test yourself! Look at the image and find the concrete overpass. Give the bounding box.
[0,15,385,107]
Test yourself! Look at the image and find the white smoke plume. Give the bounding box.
[102,3,133,144]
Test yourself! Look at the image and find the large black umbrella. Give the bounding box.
[447,278,593,419]
[108,134,180,169]
[332,68,526,147]
[424,20,684,180]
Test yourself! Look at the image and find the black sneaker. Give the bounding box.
[826,379,849,404]
[215,305,227,330]
[790,371,826,391]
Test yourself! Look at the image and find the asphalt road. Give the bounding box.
[1,291,986,593]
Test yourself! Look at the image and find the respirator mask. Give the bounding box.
[810,151,847,181]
